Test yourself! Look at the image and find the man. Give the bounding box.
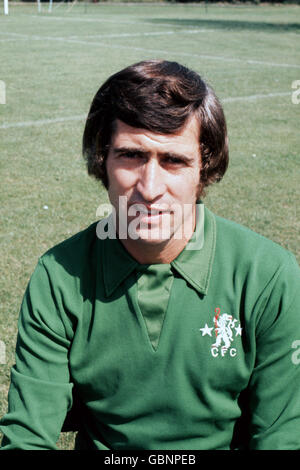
[1,60,300,450]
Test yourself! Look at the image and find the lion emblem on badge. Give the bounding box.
[199,307,242,358]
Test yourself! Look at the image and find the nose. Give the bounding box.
[136,158,166,202]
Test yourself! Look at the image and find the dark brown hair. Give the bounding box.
[82,60,228,196]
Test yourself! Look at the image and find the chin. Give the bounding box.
[134,228,175,246]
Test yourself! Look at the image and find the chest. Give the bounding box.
[69,276,253,405]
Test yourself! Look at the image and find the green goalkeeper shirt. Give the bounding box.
[1,204,300,450]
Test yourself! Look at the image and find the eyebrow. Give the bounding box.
[112,146,194,163]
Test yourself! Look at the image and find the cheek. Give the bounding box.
[170,171,200,202]
[108,167,137,195]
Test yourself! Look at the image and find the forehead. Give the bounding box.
[110,117,200,152]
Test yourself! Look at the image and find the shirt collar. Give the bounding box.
[171,203,216,295]
[100,203,216,297]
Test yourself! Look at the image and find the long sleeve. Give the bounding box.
[237,253,300,449]
[0,259,74,450]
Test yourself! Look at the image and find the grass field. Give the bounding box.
[0,1,299,449]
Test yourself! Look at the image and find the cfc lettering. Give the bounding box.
[148,455,195,465]
[230,348,237,357]
[211,347,237,357]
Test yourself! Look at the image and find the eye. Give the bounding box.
[166,157,182,164]
[120,152,142,160]
[164,156,186,166]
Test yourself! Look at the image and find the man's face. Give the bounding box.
[106,116,201,249]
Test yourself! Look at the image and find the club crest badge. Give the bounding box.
[199,307,242,358]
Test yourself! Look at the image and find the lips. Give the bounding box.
[129,203,171,216]
[126,204,172,229]
[140,208,169,216]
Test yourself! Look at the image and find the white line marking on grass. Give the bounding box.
[0,92,291,130]
[0,115,86,129]
[0,38,25,43]
[1,31,299,69]
[90,42,300,69]
[68,29,216,39]
[103,43,300,69]
[29,14,300,37]
[246,59,300,68]
[0,29,215,40]
[30,14,200,29]
[0,32,31,38]
[1,31,298,70]
[222,92,291,103]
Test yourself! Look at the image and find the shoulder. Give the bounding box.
[39,221,100,280]
[213,210,293,261]
[210,209,298,277]
[209,211,300,329]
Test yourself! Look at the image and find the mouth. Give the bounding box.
[128,204,172,224]
[141,209,169,216]
[133,204,171,213]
